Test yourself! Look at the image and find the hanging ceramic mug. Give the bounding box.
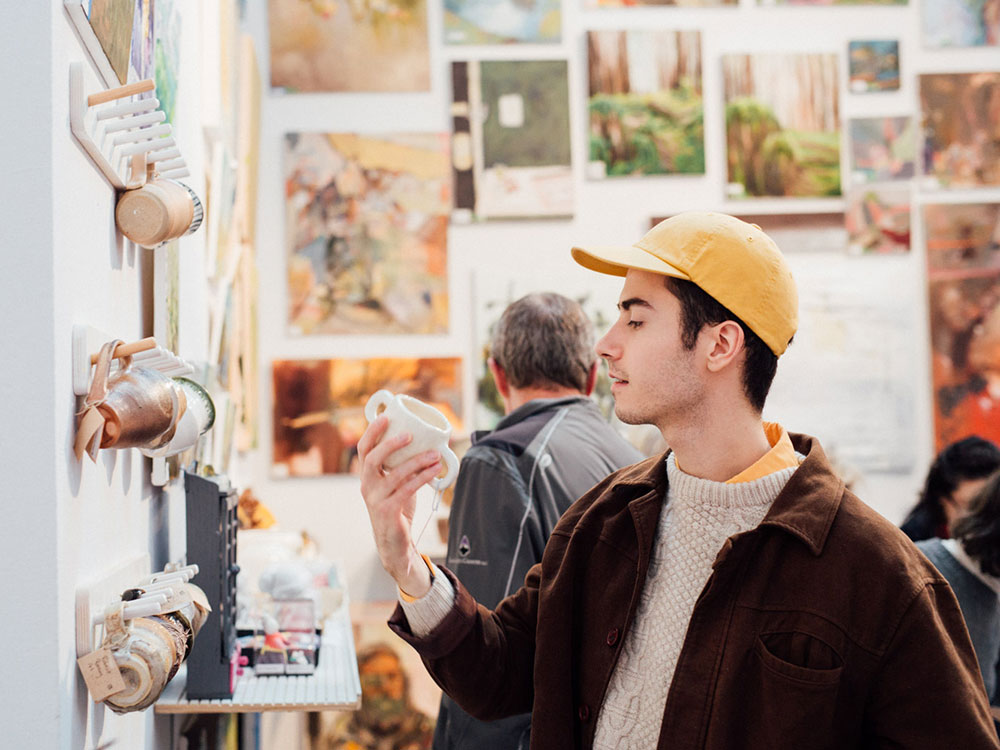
[101,603,179,714]
[140,377,216,458]
[115,177,204,249]
[364,390,459,491]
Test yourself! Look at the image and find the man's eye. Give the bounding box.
[627,320,643,329]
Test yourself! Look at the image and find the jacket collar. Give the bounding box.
[614,432,843,556]
[471,396,592,445]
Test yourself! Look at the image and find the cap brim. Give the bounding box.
[571,244,691,280]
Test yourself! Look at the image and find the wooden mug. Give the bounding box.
[115,178,203,248]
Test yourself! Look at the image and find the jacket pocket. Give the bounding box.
[742,632,844,749]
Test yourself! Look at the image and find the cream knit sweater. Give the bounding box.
[401,452,799,747]
[591,453,798,749]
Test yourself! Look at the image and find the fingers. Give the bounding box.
[388,452,443,500]
[357,415,389,461]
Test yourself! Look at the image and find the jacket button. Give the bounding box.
[606,627,619,646]
[578,704,590,721]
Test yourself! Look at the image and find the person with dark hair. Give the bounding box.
[431,292,641,750]
[917,471,1000,722]
[901,435,1000,541]
[357,212,999,748]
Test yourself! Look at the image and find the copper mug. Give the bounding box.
[87,340,185,451]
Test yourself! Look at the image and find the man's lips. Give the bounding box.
[609,374,628,387]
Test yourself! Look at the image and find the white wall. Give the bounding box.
[240,0,1000,605]
[0,2,212,748]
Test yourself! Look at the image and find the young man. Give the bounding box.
[358,212,998,748]
[433,292,641,749]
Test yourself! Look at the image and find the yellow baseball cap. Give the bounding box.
[571,211,798,356]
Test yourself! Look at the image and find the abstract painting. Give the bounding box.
[847,116,916,185]
[451,60,573,220]
[723,53,841,198]
[924,202,1000,451]
[269,0,430,92]
[922,0,1000,47]
[128,0,154,83]
[586,30,704,178]
[271,357,462,478]
[284,132,450,335]
[845,186,911,254]
[920,73,1000,187]
[87,0,136,84]
[444,0,560,44]
[848,40,900,92]
[153,0,180,123]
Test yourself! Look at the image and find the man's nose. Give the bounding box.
[596,326,618,360]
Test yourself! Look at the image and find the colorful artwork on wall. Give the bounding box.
[924,202,1000,451]
[129,0,154,83]
[920,73,1000,188]
[443,0,560,44]
[154,0,180,123]
[312,602,439,747]
[586,30,704,178]
[847,116,917,185]
[271,357,462,478]
[847,40,900,92]
[845,186,911,254]
[87,0,137,84]
[283,132,450,335]
[268,0,430,92]
[451,60,573,220]
[921,0,1000,47]
[722,53,841,198]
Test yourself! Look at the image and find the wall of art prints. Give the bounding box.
[920,72,1000,188]
[922,0,1000,47]
[284,132,451,335]
[268,0,430,92]
[586,30,704,178]
[272,357,462,477]
[847,40,900,93]
[722,52,840,199]
[925,202,1000,451]
[451,60,573,220]
[845,186,911,254]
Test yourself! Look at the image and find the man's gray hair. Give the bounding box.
[490,292,595,393]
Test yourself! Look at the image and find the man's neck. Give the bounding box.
[662,406,771,482]
[504,386,583,414]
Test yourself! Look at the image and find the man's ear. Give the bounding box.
[584,360,598,397]
[488,357,511,399]
[704,321,745,373]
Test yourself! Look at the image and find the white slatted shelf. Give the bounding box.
[154,609,360,714]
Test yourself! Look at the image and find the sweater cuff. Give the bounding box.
[398,561,456,636]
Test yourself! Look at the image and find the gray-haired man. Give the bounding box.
[432,292,641,750]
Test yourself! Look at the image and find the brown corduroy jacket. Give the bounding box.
[389,434,1000,749]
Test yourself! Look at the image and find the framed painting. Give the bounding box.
[284,132,451,335]
[723,53,841,199]
[924,202,1000,451]
[848,40,900,92]
[586,30,704,178]
[271,357,462,478]
[920,73,1000,188]
[65,0,137,85]
[451,60,573,220]
[845,186,911,254]
[847,116,916,185]
[922,0,1000,47]
[269,0,430,92]
[444,0,560,44]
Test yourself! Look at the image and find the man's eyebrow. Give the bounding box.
[618,297,652,311]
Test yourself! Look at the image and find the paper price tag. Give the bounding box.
[77,647,126,703]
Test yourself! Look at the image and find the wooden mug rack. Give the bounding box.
[69,61,190,191]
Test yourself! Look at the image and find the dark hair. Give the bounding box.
[491,292,595,393]
[952,471,1000,577]
[663,277,778,412]
[901,436,1000,541]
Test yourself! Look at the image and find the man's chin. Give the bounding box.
[613,406,648,426]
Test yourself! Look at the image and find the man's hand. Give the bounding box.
[357,415,443,598]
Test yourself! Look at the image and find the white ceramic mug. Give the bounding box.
[364,389,459,491]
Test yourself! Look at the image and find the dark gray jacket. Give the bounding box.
[434,396,642,750]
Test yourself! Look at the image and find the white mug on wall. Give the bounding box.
[364,389,460,491]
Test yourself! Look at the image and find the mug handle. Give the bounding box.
[430,446,459,492]
[364,389,394,424]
